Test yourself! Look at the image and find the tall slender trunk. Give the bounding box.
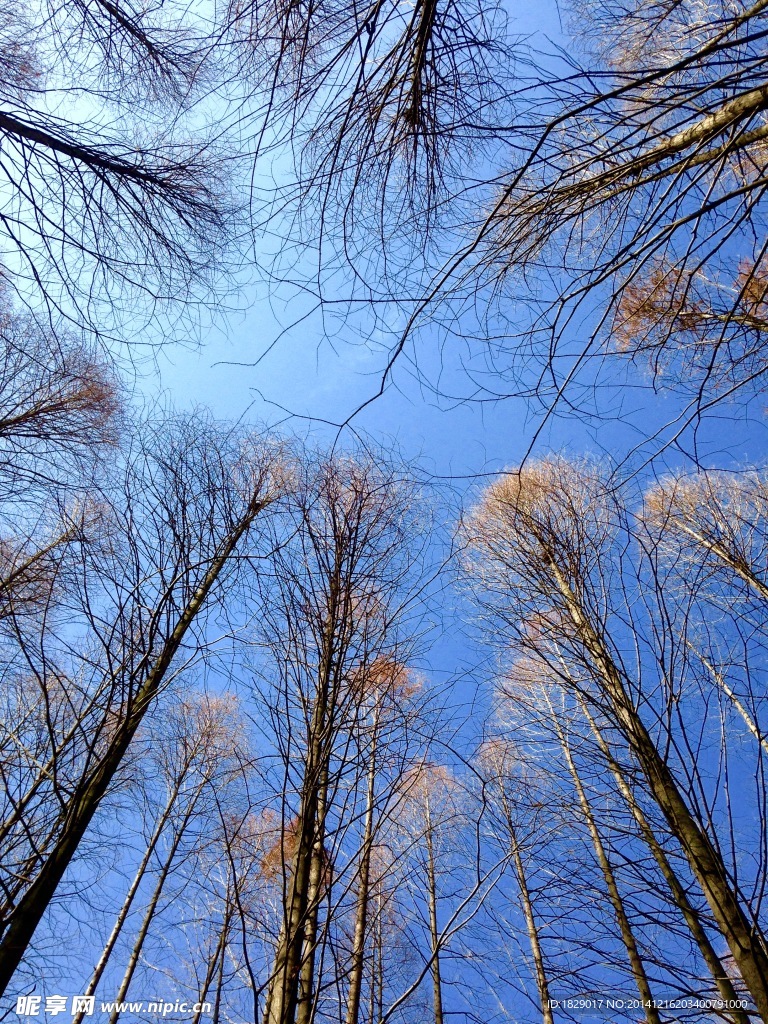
[71,777,187,1024]
[376,894,384,1024]
[423,795,444,1024]
[262,787,321,1024]
[191,911,232,1024]
[545,550,768,1020]
[263,578,339,1024]
[345,721,378,1024]
[495,786,553,1024]
[577,695,751,1024]
[296,767,328,1024]
[548,700,661,1024]
[0,493,269,997]
[686,644,768,758]
[108,795,201,1024]
[509,835,553,1024]
[368,890,384,1024]
[673,521,768,604]
[211,920,228,1024]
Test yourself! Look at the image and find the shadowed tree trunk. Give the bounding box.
[0,423,280,996]
[545,692,660,1024]
[423,791,445,1024]
[466,458,768,1021]
[345,715,379,1024]
[576,694,751,1024]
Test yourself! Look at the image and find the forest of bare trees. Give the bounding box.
[2,0,768,1022]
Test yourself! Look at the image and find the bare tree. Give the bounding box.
[0,295,122,633]
[465,457,768,1020]
[0,0,242,337]
[230,0,514,256]
[343,660,422,1024]
[0,415,285,994]
[480,739,556,1024]
[574,691,750,1021]
[465,0,768,442]
[229,0,768,462]
[483,674,679,1024]
[395,765,460,1024]
[253,452,432,1024]
[54,693,247,1022]
[0,298,121,494]
[97,696,243,1024]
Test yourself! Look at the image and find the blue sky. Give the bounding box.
[146,266,768,490]
[138,0,768,492]
[138,0,576,482]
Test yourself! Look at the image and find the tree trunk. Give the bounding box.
[72,778,186,1024]
[345,722,378,1024]
[191,912,232,1024]
[295,768,328,1024]
[262,797,320,1024]
[548,699,661,1024]
[0,492,268,997]
[495,784,553,1024]
[686,644,768,759]
[546,551,768,1021]
[108,795,200,1024]
[577,695,751,1024]
[263,608,337,1024]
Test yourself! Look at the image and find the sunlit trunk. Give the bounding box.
[577,695,751,1024]
[423,794,444,1024]
[345,720,379,1024]
[547,696,660,1024]
[546,551,768,1021]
